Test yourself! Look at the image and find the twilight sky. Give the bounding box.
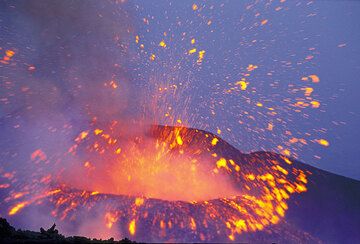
[128,0,360,179]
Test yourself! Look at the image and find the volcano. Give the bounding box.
[1,125,359,243]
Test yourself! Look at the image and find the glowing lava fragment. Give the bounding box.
[129,219,136,235]
[260,19,268,25]
[188,48,197,54]
[309,75,320,83]
[310,100,320,108]
[317,139,329,147]
[159,40,166,48]
[197,50,205,64]
[211,137,219,146]
[5,50,15,57]
[236,80,247,90]
[216,158,228,169]
[9,201,28,216]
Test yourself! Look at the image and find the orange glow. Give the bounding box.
[105,212,118,229]
[66,125,241,201]
[135,197,144,206]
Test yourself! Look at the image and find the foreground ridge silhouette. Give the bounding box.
[0,218,136,243]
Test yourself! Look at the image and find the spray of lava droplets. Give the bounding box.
[0,0,335,242]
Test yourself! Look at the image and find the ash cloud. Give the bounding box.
[1,0,137,121]
[0,0,137,237]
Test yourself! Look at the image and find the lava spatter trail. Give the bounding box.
[0,123,312,242]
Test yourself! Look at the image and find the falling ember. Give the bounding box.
[129,219,136,235]
[303,87,314,97]
[247,64,258,72]
[75,131,89,142]
[302,74,320,83]
[197,50,205,64]
[188,48,197,54]
[159,40,167,48]
[260,19,268,26]
[310,100,320,108]
[190,217,197,231]
[5,50,15,57]
[317,139,330,147]
[308,75,320,83]
[211,137,219,146]
[236,80,248,90]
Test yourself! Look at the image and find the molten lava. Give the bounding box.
[66,122,241,202]
[1,122,310,242]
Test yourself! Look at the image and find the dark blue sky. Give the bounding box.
[129,0,360,179]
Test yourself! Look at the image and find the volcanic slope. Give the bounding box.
[0,125,359,243]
